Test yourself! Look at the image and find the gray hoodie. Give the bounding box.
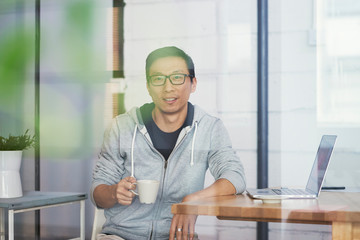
[91,104,246,240]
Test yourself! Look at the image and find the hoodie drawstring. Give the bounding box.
[190,121,198,166]
[131,124,137,177]
[131,121,197,175]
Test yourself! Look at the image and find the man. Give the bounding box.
[91,46,246,240]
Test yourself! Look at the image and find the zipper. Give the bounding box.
[139,127,192,239]
[160,131,188,186]
[141,128,190,201]
[164,159,168,170]
[159,126,192,199]
[151,133,188,238]
[149,222,153,240]
[140,133,166,240]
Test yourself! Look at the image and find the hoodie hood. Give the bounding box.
[127,103,207,131]
[127,103,207,176]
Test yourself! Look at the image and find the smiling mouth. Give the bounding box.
[163,98,177,103]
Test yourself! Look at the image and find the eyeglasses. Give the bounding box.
[148,73,193,86]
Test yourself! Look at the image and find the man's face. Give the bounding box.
[147,56,197,115]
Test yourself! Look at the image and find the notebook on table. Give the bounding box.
[247,135,337,199]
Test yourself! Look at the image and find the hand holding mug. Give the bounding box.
[114,176,137,205]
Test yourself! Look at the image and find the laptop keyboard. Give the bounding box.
[272,188,310,195]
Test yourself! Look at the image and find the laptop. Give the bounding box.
[247,135,337,199]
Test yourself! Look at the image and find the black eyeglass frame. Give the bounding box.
[147,73,193,86]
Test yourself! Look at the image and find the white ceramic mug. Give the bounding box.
[130,180,160,204]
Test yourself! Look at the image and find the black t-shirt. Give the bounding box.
[140,102,194,160]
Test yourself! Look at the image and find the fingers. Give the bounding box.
[124,176,137,184]
[180,222,188,240]
[188,221,195,240]
[170,214,197,240]
[116,195,133,205]
[177,226,183,240]
[115,177,137,205]
[169,214,178,240]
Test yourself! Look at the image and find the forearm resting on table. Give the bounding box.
[183,178,236,202]
[93,184,118,208]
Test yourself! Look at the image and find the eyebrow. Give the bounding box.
[150,72,164,75]
[150,70,187,75]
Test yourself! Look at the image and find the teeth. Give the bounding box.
[164,98,176,101]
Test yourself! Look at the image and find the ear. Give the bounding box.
[190,77,197,93]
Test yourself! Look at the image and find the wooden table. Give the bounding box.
[0,191,87,240]
[171,192,360,240]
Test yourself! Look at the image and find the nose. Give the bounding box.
[163,77,174,91]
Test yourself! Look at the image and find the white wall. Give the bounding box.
[269,0,360,189]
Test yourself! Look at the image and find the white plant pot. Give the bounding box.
[0,151,23,198]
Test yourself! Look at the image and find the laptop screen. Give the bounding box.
[305,135,337,195]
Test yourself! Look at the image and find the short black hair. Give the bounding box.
[145,46,195,83]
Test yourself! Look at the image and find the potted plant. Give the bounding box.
[0,129,35,198]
